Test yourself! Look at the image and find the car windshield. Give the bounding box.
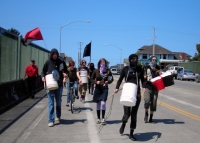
[184,70,193,73]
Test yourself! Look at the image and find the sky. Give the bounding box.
[1,0,200,67]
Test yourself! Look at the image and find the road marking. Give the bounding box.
[84,95,100,143]
[16,132,31,143]
[157,100,200,121]
[159,93,200,109]
[29,107,47,129]
[170,86,200,93]
[112,81,200,122]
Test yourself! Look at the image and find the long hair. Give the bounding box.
[97,58,108,70]
[68,60,75,67]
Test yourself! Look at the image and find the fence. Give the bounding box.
[0,27,50,83]
[0,27,50,112]
[178,61,200,74]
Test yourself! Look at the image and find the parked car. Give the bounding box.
[177,69,196,81]
[167,66,184,79]
[110,68,117,75]
[195,74,200,83]
[117,70,121,75]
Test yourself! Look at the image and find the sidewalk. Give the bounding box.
[0,89,47,135]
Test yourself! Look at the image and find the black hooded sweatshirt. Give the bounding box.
[41,48,67,87]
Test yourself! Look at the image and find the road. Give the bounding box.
[0,75,200,143]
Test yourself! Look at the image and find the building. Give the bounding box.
[124,44,191,69]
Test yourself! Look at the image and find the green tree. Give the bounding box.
[7,28,20,36]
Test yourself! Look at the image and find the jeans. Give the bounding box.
[47,86,63,123]
[67,81,78,103]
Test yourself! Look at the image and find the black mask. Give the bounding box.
[130,61,137,69]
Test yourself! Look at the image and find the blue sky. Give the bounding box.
[1,0,200,67]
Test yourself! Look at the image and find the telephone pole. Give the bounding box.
[78,42,83,66]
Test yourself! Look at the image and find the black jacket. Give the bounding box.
[116,66,144,94]
[41,48,67,87]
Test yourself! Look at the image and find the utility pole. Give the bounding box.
[78,42,83,67]
[152,27,156,56]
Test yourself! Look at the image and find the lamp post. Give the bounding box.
[60,20,90,53]
[104,44,122,72]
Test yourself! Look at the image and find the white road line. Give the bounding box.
[29,107,47,129]
[159,93,200,109]
[84,95,100,143]
[16,132,31,143]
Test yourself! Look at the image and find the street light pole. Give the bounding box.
[104,44,122,71]
[59,20,90,53]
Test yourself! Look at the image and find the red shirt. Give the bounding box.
[25,65,38,77]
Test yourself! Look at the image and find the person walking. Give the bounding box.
[41,48,67,127]
[143,56,161,123]
[23,60,39,99]
[88,62,95,95]
[90,58,113,125]
[66,60,79,106]
[76,59,90,103]
[114,54,144,141]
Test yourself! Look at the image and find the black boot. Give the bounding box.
[129,129,137,141]
[149,113,154,123]
[119,122,126,134]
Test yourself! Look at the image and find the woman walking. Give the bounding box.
[114,54,144,141]
[90,58,113,125]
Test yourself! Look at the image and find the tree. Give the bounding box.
[190,44,200,61]
[7,28,20,36]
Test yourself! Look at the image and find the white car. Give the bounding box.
[167,66,184,79]
[110,68,117,75]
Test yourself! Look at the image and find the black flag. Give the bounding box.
[83,42,91,58]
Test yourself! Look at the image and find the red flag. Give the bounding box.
[24,27,43,45]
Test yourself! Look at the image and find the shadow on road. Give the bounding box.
[152,119,185,124]
[121,132,162,142]
[106,120,121,124]
[59,119,87,125]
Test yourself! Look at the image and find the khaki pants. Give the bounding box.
[144,88,158,112]
[79,83,87,95]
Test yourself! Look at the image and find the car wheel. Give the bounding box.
[196,78,199,83]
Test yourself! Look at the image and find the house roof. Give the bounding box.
[138,44,173,54]
[172,52,191,60]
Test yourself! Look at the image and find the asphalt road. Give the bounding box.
[0,75,200,143]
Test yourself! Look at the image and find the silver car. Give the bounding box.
[177,69,196,81]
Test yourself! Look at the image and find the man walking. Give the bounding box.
[23,60,38,99]
[41,48,67,127]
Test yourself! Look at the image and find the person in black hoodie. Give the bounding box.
[41,48,67,127]
[114,54,144,141]
[88,63,95,95]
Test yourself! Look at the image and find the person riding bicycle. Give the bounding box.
[66,60,79,106]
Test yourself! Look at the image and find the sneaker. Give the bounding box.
[101,118,106,125]
[48,122,54,127]
[55,117,60,121]
[75,95,79,99]
[97,119,101,124]
[144,114,148,123]
[66,103,70,107]
[82,99,85,103]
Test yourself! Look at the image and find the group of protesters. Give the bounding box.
[23,47,161,141]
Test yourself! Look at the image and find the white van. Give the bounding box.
[110,68,117,75]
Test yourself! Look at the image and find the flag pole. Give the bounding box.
[43,40,48,50]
